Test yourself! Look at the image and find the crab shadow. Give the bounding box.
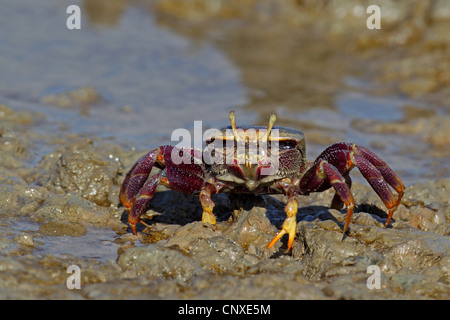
[120,190,391,236]
[120,191,282,234]
[120,190,237,234]
[295,203,390,228]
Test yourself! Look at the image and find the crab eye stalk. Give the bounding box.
[258,113,277,142]
[229,110,243,142]
[229,111,277,143]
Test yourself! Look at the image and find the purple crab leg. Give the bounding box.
[300,160,356,233]
[119,146,163,211]
[120,145,207,235]
[128,172,162,235]
[352,145,405,226]
[300,142,404,231]
[320,162,355,232]
[350,152,403,227]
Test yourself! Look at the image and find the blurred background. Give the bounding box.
[1,0,449,186]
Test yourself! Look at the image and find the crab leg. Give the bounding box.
[199,183,217,226]
[301,160,356,233]
[302,142,404,230]
[350,152,402,227]
[320,162,355,232]
[120,145,207,235]
[119,146,163,211]
[330,174,352,211]
[127,171,163,235]
[351,145,405,226]
[267,195,298,251]
[267,178,301,251]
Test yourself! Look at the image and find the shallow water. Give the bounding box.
[1,0,246,146]
[3,1,449,181]
[2,1,448,185]
[0,0,449,299]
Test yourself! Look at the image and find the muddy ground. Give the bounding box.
[0,103,448,299]
[0,0,449,299]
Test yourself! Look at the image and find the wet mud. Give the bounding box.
[1,104,449,299]
[0,0,449,299]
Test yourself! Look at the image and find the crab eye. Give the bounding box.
[277,140,297,150]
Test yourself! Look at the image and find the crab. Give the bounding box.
[120,111,404,251]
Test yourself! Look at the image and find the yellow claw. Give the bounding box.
[267,197,298,251]
[267,216,297,251]
[202,210,217,226]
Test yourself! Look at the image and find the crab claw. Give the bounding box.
[128,209,139,235]
[130,223,137,235]
[128,211,152,235]
[267,215,297,251]
[267,196,298,251]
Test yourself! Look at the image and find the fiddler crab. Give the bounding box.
[120,111,404,251]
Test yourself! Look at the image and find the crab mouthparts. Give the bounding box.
[245,180,259,191]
